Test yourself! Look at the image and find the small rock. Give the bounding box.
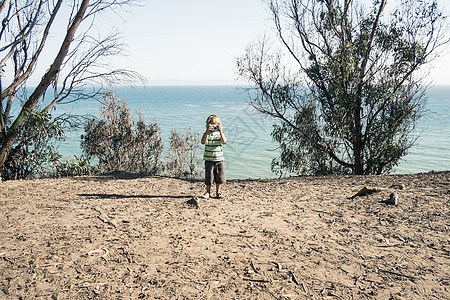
[386,191,398,205]
[186,196,200,208]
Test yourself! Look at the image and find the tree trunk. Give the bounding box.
[353,137,364,175]
[353,97,364,175]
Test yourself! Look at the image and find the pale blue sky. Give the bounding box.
[112,0,271,85]
[24,0,440,87]
[107,0,449,86]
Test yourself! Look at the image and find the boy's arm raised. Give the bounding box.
[201,130,208,144]
[219,125,227,144]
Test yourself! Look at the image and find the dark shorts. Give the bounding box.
[205,161,226,185]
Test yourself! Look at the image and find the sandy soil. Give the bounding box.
[0,171,449,299]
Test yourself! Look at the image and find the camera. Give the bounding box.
[210,124,219,131]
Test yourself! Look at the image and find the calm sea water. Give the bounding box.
[55,85,450,179]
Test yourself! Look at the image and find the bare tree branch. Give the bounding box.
[1,0,145,178]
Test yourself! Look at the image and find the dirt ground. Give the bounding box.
[0,171,449,299]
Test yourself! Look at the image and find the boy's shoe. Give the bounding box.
[215,193,223,199]
[202,192,210,199]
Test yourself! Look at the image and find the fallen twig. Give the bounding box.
[312,209,331,215]
[300,241,308,250]
[301,282,308,294]
[223,231,254,238]
[377,243,403,248]
[243,277,270,283]
[93,206,118,228]
[379,269,419,280]
[348,187,383,199]
[250,260,259,273]
[0,254,14,264]
[289,271,299,285]
[354,274,363,285]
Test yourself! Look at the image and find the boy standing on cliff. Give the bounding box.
[201,115,227,199]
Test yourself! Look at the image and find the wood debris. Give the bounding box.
[93,206,118,228]
[348,186,383,199]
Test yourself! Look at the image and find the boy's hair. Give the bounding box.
[206,115,221,125]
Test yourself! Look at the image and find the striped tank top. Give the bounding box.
[203,131,224,161]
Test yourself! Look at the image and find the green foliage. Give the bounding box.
[1,110,64,180]
[56,155,101,177]
[270,99,350,176]
[237,0,447,175]
[81,91,164,175]
[166,128,202,179]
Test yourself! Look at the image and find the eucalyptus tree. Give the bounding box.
[237,0,448,175]
[0,0,143,180]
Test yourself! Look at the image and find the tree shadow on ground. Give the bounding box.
[73,171,203,183]
[78,193,193,200]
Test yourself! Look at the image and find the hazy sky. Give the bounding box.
[112,0,270,85]
[109,0,449,86]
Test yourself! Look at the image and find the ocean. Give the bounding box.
[55,85,450,179]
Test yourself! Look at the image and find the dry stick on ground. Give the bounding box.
[0,255,14,265]
[348,187,383,199]
[250,260,259,273]
[301,282,309,294]
[289,271,300,285]
[354,274,363,285]
[312,209,331,215]
[242,278,270,283]
[378,269,420,280]
[93,206,118,228]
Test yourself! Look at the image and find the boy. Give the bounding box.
[201,115,227,198]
